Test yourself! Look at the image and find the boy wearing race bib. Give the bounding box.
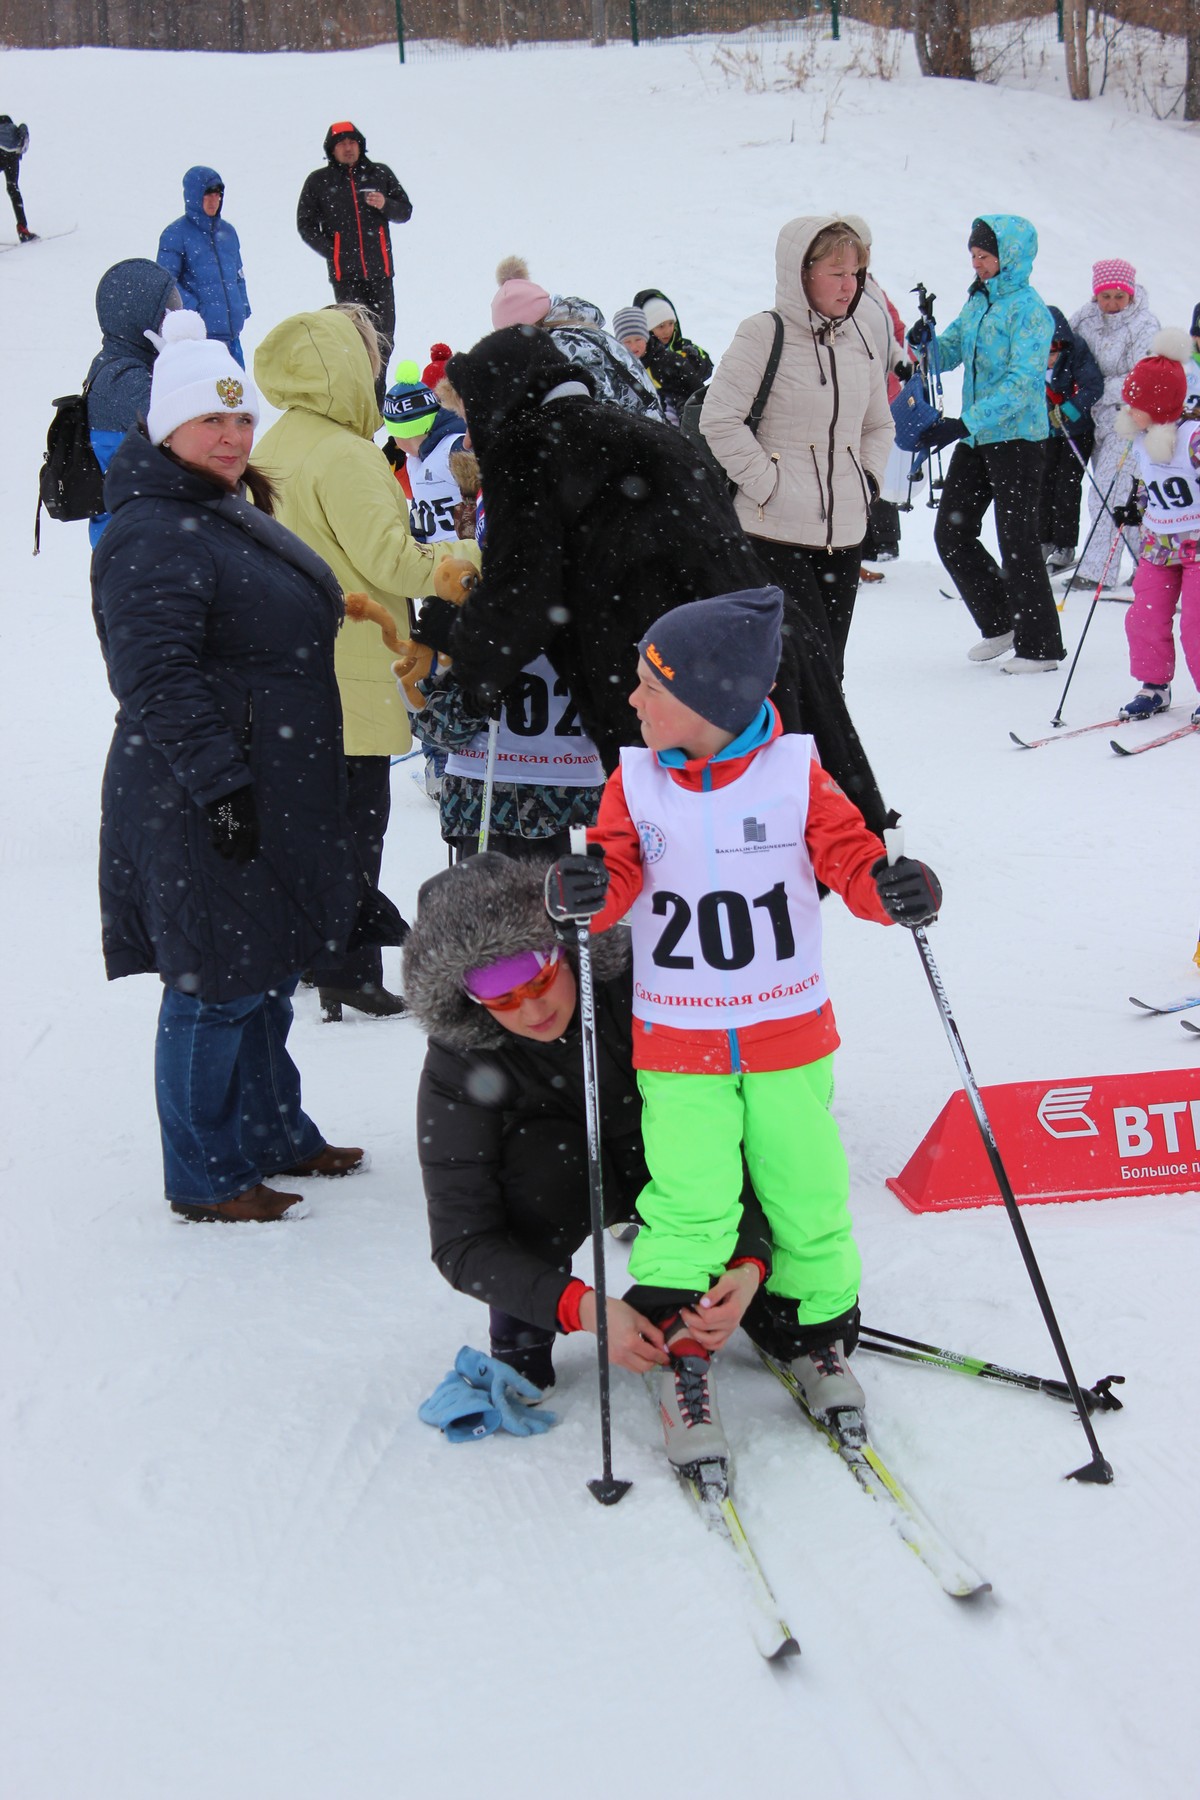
[545,586,943,1475]
[1111,332,1200,725]
[403,653,606,859]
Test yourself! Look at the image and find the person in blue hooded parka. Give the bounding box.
[156,166,251,365]
[85,257,181,546]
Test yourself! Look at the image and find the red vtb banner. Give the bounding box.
[888,1069,1200,1213]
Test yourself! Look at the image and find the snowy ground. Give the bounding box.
[2,38,1198,1800]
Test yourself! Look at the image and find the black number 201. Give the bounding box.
[651,882,797,971]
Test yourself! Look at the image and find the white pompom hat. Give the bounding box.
[145,310,260,446]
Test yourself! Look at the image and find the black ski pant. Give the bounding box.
[311,754,400,993]
[749,537,864,682]
[862,496,901,560]
[1,151,27,233]
[935,439,1065,661]
[1038,424,1095,552]
[487,1118,644,1358]
[331,273,395,408]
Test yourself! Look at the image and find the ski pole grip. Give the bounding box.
[883,826,905,869]
[569,826,587,856]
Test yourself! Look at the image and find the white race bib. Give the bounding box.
[1135,423,1200,535]
[409,430,466,543]
[444,654,604,787]
[621,735,829,1030]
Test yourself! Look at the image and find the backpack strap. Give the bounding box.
[745,310,784,438]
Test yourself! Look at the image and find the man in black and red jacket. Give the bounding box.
[296,120,412,403]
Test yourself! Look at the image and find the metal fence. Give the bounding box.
[1,0,1189,101]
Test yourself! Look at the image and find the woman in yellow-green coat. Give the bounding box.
[255,305,478,1018]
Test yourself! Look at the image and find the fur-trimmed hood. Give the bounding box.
[402,853,629,1050]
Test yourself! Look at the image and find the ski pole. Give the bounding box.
[1048,515,1129,725]
[857,1324,1125,1413]
[1058,428,1127,535]
[476,713,500,854]
[568,825,632,1507]
[1058,441,1133,610]
[883,828,1114,1485]
[926,334,946,498]
[908,284,944,505]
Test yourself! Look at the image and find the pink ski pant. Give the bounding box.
[1125,558,1200,689]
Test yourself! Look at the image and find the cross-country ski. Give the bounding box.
[756,1349,991,1600]
[0,225,77,251]
[1009,711,1175,749]
[1129,994,1200,1015]
[1110,722,1200,756]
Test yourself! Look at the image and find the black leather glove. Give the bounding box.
[205,785,258,864]
[892,358,914,384]
[872,855,942,926]
[545,846,609,923]
[916,416,969,454]
[1112,500,1143,529]
[907,318,933,350]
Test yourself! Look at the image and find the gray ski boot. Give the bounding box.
[657,1337,729,1479]
[791,1338,865,1424]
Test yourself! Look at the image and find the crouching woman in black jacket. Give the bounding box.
[403,854,772,1392]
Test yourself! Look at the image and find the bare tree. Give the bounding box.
[1186,0,1200,118]
[1064,0,1090,96]
[912,0,975,79]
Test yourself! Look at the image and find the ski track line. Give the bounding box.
[254,1382,401,1609]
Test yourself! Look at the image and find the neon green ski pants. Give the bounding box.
[628,1058,861,1324]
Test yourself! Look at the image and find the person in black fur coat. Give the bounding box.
[410,325,893,834]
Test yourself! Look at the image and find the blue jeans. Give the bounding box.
[155,978,324,1204]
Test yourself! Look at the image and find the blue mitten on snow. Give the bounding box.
[419,1369,502,1444]
[455,1346,557,1436]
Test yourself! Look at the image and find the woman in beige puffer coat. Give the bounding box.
[699,215,893,677]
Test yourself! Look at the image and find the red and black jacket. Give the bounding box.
[296,141,412,288]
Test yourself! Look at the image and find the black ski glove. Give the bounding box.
[907,319,933,350]
[872,855,943,927]
[893,358,914,384]
[545,845,609,923]
[916,416,969,454]
[1112,500,1142,529]
[205,785,258,864]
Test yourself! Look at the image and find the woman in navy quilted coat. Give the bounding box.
[91,313,376,1222]
[156,166,251,365]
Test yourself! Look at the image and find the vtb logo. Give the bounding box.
[1036,1086,1098,1139]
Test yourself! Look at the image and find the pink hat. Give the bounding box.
[491,278,551,330]
[463,946,557,1001]
[1092,257,1136,298]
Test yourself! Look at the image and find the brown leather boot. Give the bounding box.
[281,1144,367,1178]
[170,1183,303,1223]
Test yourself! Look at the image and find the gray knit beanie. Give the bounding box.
[612,305,650,343]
